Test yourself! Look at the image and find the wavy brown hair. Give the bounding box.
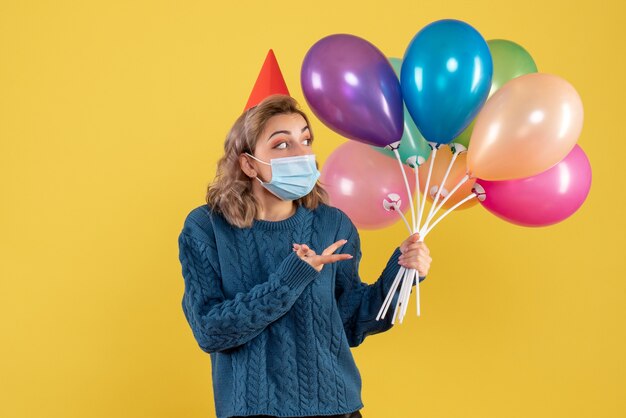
[206,94,329,228]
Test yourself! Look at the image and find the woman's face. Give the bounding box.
[247,113,314,182]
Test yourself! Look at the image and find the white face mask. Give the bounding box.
[245,153,321,201]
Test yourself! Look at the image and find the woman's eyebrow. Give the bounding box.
[267,130,290,141]
[267,126,310,141]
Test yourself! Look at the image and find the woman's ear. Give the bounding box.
[239,154,256,178]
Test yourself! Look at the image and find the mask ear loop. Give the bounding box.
[241,108,271,184]
[243,152,271,184]
[245,152,271,166]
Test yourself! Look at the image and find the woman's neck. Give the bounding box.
[253,184,296,221]
[257,201,296,221]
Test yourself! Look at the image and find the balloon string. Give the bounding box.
[384,203,413,320]
[393,207,412,234]
[414,163,421,234]
[415,265,421,317]
[394,150,432,321]
[417,146,437,231]
[424,145,459,226]
[399,268,418,322]
[377,266,406,321]
[394,268,413,324]
[378,153,425,323]
[376,266,422,322]
[393,149,416,232]
[421,193,478,239]
[423,173,470,231]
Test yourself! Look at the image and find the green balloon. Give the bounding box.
[487,39,538,96]
[371,57,431,167]
[452,39,538,150]
[452,118,474,150]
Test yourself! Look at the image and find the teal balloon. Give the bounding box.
[452,39,538,149]
[372,57,431,167]
[401,19,493,144]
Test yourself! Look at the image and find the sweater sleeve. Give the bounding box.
[334,215,426,347]
[178,230,320,354]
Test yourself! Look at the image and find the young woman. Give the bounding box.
[178,94,431,418]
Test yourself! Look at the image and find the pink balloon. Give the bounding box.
[474,144,591,227]
[320,141,415,229]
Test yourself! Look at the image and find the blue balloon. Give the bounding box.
[401,19,493,144]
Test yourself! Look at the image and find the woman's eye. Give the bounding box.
[275,142,287,149]
[303,139,312,146]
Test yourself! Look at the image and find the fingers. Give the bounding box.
[301,244,315,257]
[294,239,350,258]
[401,242,429,253]
[398,251,432,274]
[399,250,431,264]
[292,242,353,272]
[293,243,316,258]
[316,253,353,265]
[400,233,421,252]
[399,240,431,268]
[322,239,348,256]
[401,241,429,255]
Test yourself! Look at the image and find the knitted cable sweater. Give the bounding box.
[177,202,425,418]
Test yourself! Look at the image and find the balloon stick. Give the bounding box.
[424,144,460,225]
[423,173,470,231]
[414,163,421,233]
[392,148,417,232]
[417,143,438,230]
[421,193,478,238]
[376,266,406,321]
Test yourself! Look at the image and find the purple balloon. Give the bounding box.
[301,34,404,148]
[474,144,592,227]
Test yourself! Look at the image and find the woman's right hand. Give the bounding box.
[292,239,353,272]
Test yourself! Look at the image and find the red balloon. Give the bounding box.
[320,141,415,229]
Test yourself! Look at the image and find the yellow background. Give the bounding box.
[1,0,624,417]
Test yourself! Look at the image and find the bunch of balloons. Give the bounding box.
[301,19,591,322]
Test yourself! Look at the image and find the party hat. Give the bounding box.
[243,49,290,112]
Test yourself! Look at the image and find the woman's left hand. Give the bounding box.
[398,233,432,277]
